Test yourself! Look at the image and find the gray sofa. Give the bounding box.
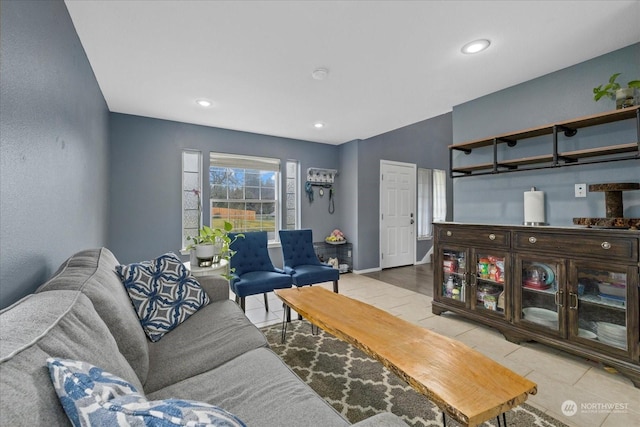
[0,247,407,426]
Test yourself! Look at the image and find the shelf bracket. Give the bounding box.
[498,137,517,147]
[557,155,578,164]
[453,170,473,176]
[452,147,472,155]
[557,125,577,137]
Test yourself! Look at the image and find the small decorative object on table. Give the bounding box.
[325,228,346,244]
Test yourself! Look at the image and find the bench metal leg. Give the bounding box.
[497,412,507,427]
[443,411,507,427]
[280,305,290,344]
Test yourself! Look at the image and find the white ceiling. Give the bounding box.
[64,0,640,145]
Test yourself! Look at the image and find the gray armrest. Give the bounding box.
[351,413,409,426]
[197,275,230,302]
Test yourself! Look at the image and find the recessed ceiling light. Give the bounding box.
[461,39,491,54]
[312,68,329,80]
[314,122,324,129]
[196,99,212,107]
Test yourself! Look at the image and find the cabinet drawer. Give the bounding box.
[437,227,510,248]
[513,232,638,261]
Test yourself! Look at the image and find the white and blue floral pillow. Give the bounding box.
[116,252,209,342]
[47,358,246,427]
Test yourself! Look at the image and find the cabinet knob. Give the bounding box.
[528,236,537,244]
[601,241,611,250]
[488,233,496,240]
[446,231,452,236]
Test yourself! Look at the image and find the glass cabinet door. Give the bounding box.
[438,247,469,306]
[569,261,634,356]
[471,251,509,319]
[514,255,564,336]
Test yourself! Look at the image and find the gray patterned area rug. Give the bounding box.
[261,320,568,427]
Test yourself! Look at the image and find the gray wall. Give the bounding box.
[355,113,453,270]
[108,113,342,264]
[0,0,110,308]
[452,43,640,225]
[337,140,360,262]
[108,111,454,272]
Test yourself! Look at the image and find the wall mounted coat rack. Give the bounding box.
[306,168,338,184]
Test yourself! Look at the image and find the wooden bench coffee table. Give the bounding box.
[275,286,537,427]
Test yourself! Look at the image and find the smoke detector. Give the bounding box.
[312,68,329,80]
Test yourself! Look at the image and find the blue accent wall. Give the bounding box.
[452,43,640,225]
[355,113,453,270]
[0,0,109,308]
[108,113,341,264]
[108,111,453,271]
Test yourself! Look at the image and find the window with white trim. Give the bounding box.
[284,160,299,230]
[417,168,447,238]
[209,153,281,241]
[182,150,202,249]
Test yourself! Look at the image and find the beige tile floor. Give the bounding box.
[233,273,640,427]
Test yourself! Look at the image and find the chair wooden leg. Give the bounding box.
[333,280,339,293]
[263,293,269,311]
[240,297,246,312]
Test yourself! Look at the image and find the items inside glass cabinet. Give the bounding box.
[520,261,559,330]
[442,251,466,302]
[577,268,627,349]
[475,254,505,312]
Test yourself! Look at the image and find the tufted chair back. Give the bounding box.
[279,229,339,293]
[279,229,322,271]
[229,231,277,277]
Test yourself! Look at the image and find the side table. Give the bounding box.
[185,260,230,301]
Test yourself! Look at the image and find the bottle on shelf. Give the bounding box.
[460,279,467,303]
[446,276,455,298]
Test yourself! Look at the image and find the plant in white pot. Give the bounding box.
[593,73,640,109]
[186,221,242,272]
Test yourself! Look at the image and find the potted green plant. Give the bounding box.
[593,73,640,109]
[186,221,242,274]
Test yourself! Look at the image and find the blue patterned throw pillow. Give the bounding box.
[47,358,246,427]
[116,252,210,342]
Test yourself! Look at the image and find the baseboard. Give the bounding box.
[353,267,381,274]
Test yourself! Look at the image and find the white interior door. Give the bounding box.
[380,160,416,269]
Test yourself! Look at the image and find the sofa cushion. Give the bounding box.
[116,252,210,343]
[0,291,143,426]
[144,299,268,393]
[47,358,246,427]
[36,248,150,383]
[148,347,350,427]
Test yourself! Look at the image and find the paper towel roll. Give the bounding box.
[524,189,545,225]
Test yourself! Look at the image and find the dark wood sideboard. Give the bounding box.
[433,222,640,387]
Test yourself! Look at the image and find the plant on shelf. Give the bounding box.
[592,73,640,109]
[187,221,243,279]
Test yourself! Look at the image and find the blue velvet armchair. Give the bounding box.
[279,229,339,293]
[228,231,292,312]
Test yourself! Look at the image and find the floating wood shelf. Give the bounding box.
[450,106,640,178]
